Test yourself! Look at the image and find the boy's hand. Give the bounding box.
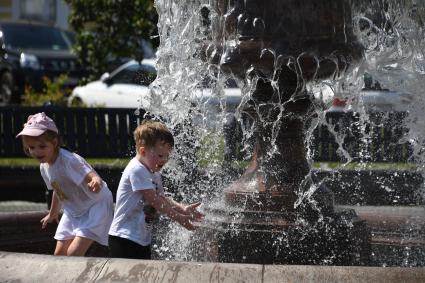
[184,202,205,222]
[40,212,59,229]
[141,190,204,231]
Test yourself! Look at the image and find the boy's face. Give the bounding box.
[141,141,172,172]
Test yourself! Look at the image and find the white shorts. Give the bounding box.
[55,192,114,246]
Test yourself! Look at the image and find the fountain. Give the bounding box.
[151,0,425,267]
[190,0,370,265]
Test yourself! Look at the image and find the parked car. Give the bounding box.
[327,89,414,113]
[69,59,157,108]
[69,59,242,112]
[0,20,87,105]
[106,38,157,73]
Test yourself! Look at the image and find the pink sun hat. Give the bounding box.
[16,112,58,137]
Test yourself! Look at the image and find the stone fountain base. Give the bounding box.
[192,206,370,265]
[0,211,108,257]
[1,206,424,267]
[2,251,425,283]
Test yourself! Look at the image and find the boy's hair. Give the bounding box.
[134,120,174,149]
[22,130,62,157]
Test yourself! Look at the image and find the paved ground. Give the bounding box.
[0,201,47,213]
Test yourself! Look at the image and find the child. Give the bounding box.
[16,112,113,256]
[108,120,205,259]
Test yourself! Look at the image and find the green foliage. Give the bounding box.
[21,75,71,107]
[0,158,129,167]
[0,157,417,171]
[196,131,226,167]
[65,0,158,80]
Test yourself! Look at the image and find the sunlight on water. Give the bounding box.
[150,0,425,265]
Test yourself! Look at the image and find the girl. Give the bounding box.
[16,112,113,256]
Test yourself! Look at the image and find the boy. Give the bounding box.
[108,120,204,259]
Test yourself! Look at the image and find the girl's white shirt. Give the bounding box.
[40,148,110,217]
[108,157,164,246]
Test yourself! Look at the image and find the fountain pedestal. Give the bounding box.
[194,96,370,264]
[194,0,371,265]
[195,207,369,265]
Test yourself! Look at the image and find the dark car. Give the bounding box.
[0,21,87,105]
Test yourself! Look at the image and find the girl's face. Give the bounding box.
[140,141,172,172]
[22,135,58,165]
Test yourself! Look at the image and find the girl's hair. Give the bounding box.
[21,130,63,157]
[134,120,174,149]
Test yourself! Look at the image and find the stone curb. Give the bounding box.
[1,251,425,283]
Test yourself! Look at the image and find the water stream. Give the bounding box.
[149,0,425,266]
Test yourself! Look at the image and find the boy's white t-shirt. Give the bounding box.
[40,148,110,217]
[108,157,164,246]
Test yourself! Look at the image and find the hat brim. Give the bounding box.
[16,128,46,138]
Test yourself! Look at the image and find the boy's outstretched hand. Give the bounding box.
[143,190,206,231]
[183,202,205,222]
[176,203,205,231]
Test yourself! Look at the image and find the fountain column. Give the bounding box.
[194,0,371,265]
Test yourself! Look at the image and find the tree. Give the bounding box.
[65,0,158,80]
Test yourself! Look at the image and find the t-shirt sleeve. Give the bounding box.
[40,165,53,191]
[129,166,157,192]
[65,153,94,186]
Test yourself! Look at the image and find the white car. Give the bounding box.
[69,59,242,113]
[69,59,157,108]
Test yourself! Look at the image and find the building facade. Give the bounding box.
[0,0,70,29]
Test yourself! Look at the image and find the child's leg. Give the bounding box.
[66,236,94,256]
[54,239,73,256]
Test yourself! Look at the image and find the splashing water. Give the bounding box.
[149,0,425,265]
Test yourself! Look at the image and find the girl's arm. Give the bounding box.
[141,190,203,230]
[40,191,61,229]
[85,171,103,193]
